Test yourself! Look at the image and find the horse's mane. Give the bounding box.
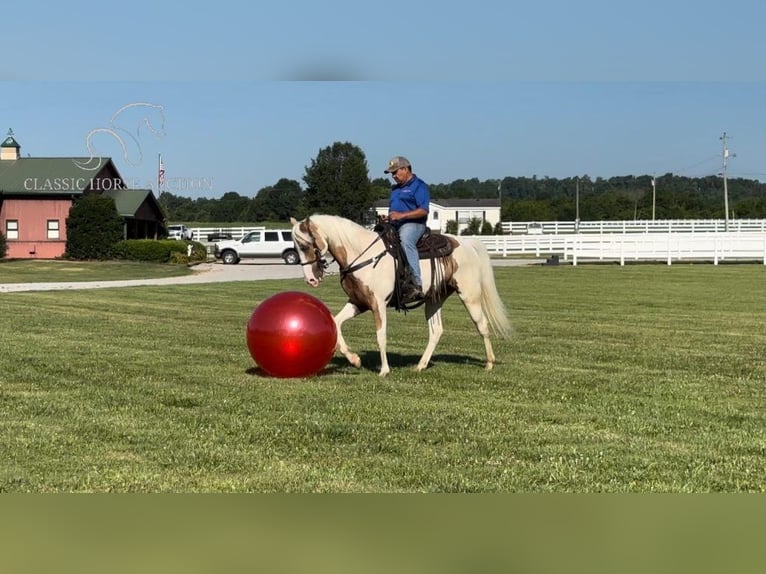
[309,214,376,255]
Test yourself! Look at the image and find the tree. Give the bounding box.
[249,178,305,221]
[303,142,372,222]
[65,194,124,260]
[210,191,251,222]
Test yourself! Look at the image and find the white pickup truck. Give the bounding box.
[167,224,193,240]
[213,229,299,265]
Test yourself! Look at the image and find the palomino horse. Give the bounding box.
[290,214,511,377]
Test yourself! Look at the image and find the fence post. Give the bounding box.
[714,237,720,265]
[572,237,578,266]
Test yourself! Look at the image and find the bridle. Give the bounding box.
[298,218,331,279]
[297,217,387,280]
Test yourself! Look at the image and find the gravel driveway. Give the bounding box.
[0,258,542,293]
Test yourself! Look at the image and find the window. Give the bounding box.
[432,211,439,221]
[6,220,18,239]
[47,219,60,239]
[264,231,279,242]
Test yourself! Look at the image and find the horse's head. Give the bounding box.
[290,216,330,287]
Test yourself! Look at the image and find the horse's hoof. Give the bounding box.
[349,354,361,368]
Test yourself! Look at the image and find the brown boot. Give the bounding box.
[401,283,424,303]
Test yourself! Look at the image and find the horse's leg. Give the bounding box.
[458,290,497,371]
[371,300,390,377]
[334,302,362,368]
[415,300,444,371]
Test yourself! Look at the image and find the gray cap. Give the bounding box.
[384,156,411,174]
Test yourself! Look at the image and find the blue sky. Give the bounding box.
[2,1,765,197]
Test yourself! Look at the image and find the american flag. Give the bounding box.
[158,155,165,188]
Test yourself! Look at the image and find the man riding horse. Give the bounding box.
[381,156,430,303]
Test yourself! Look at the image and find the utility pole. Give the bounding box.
[575,177,580,232]
[720,132,734,231]
[651,176,656,221]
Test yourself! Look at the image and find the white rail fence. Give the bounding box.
[189,226,266,242]
[500,219,766,235]
[478,232,766,265]
[188,221,766,265]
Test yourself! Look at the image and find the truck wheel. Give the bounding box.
[222,250,239,265]
[283,249,299,265]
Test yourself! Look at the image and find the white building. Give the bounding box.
[373,198,502,234]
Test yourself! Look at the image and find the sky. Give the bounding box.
[2,0,765,198]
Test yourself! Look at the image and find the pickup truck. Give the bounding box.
[214,229,299,265]
[167,224,193,240]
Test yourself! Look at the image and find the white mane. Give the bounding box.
[309,214,377,256]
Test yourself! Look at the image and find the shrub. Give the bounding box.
[65,194,124,260]
[460,218,482,236]
[0,230,6,259]
[114,239,208,264]
[445,220,458,234]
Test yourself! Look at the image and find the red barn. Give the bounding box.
[0,132,165,259]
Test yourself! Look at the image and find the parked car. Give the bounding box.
[207,231,233,242]
[214,229,299,265]
[167,224,193,240]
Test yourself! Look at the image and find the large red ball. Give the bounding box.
[246,291,337,378]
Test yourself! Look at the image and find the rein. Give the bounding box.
[300,218,387,279]
[338,233,387,278]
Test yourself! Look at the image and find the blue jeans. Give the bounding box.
[397,222,426,288]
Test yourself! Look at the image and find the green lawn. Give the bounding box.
[0,259,194,283]
[0,263,764,492]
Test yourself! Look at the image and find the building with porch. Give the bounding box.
[0,131,165,259]
[373,197,501,234]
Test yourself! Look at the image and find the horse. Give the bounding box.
[290,214,512,377]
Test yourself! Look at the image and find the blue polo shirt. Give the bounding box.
[389,175,430,227]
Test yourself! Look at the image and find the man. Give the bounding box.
[383,156,430,302]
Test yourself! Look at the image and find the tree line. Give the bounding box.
[159,141,766,224]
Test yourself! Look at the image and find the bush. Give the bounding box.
[0,230,6,259]
[65,194,124,259]
[460,218,483,236]
[445,220,458,234]
[114,239,208,264]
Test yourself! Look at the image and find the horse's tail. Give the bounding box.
[471,238,513,339]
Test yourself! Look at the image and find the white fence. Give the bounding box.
[188,221,766,265]
[500,219,766,235]
[189,226,266,242]
[478,232,766,265]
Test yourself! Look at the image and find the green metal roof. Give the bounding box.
[1,136,20,148]
[103,189,158,217]
[0,157,122,195]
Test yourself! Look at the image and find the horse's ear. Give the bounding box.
[290,217,298,225]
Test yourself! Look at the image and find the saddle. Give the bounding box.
[374,221,454,310]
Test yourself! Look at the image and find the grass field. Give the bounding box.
[0,262,764,492]
[0,260,194,283]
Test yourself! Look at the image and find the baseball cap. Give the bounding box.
[384,156,411,174]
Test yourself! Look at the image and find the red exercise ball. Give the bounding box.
[246,291,337,378]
